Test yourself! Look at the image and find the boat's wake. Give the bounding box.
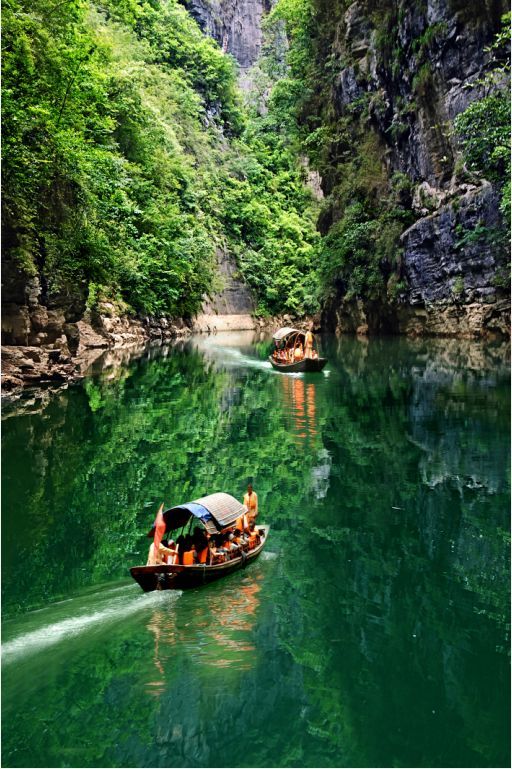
[193,338,273,371]
[2,585,181,665]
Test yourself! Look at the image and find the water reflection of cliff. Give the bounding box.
[276,335,510,767]
[2,334,509,767]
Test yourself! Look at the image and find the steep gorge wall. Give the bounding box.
[2,0,508,357]
[315,0,509,337]
[181,0,510,338]
[182,0,270,70]
[181,0,270,328]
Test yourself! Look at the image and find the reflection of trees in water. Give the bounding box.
[279,375,333,500]
[2,348,232,614]
[2,334,509,765]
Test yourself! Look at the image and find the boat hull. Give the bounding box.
[130,526,269,592]
[269,357,327,373]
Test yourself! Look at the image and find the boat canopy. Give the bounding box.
[272,327,304,342]
[163,492,247,535]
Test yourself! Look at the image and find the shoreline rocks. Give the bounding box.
[322,295,510,339]
[1,314,192,398]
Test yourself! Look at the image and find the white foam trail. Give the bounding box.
[2,590,180,665]
[195,340,273,371]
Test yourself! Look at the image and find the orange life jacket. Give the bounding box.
[198,547,209,564]
[182,550,195,565]
[235,514,247,531]
[248,535,258,549]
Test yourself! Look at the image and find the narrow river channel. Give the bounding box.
[2,332,510,768]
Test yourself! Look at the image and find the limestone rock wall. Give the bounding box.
[333,0,503,189]
[317,0,509,337]
[201,248,255,315]
[401,183,502,306]
[182,0,270,70]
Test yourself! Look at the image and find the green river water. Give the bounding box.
[2,332,510,768]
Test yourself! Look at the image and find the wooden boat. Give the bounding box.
[269,327,327,372]
[130,492,269,592]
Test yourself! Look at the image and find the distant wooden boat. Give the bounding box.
[130,493,268,592]
[269,327,327,372]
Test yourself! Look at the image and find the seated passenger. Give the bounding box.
[182,543,197,565]
[247,521,261,549]
[234,527,250,552]
[147,541,176,566]
[164,539,179,565]
[294,343,304,362]
[229,531,244,555]
[221,532,238,558]
[210,536,227,564]
[197,542,209,564]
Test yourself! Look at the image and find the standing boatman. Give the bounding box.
[305,323,315,359]
[243,482,258,525]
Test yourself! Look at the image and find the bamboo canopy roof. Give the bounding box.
[163,492,247,534]
[272,327,305,342]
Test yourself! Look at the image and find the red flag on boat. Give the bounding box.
[153,503,166,552]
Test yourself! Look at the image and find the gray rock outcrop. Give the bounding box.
[182,0,270,70]
[318,0,509,336]
[401,183,501,305]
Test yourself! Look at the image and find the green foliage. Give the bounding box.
[270,0,417,306]
[452,275,465,297]
[454,14,510,243]
[2,0,236,316]
[2,0,321,319]
[319,204,382,299]
[4,0,507,321]
[455,94,510,185]
[412,62,433,97]
[219,129,320,315]
[411,22,448,57]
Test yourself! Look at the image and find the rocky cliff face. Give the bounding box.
[178,0,272,327]
[2,0,508,363]
[315,0,509,337]
[193,248,256,331]
[183,0,509,338]
[182,0,270,69]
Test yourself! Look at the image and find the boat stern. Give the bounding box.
[130,565,182,592]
